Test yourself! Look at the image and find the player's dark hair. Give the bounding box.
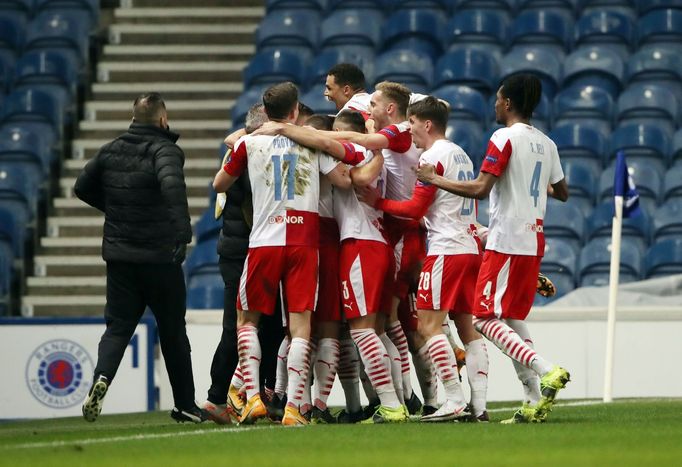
[407,96,448,133]
[305,114,334,131]
[375,81,411,118]
[335,109,366,133]
[262,82,299,120]
[298,101,314,119]
[499,73,542,120]
[327,63,366,91]
[133,92,166,125]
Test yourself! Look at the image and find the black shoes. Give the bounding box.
[82,375,110,422]
[170,405,209,423]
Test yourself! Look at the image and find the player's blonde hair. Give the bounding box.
[375,81,411,117]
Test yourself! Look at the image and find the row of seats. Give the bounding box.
[266,0,682,17]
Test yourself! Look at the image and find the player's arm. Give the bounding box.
[350,152,383,187]
[548,178,569,202]
[321,130,389,151]
[358,183,435,219]
[251,121,350,161]
[224,128,246,149]
[326,163,352,189]
[213,140,247,192]
[417,165,497,200]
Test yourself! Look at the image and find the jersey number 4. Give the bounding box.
[272,153,298,201]
[529,161,542,208]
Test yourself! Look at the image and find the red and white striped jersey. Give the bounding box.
[333,143,387,243]
[480,123,564,256]
[418,139,480,256]
[224,134,338,247]
[378,121,423,203]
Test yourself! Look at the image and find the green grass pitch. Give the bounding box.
[1,399,681,466]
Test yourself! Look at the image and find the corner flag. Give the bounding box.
[613,150,641,218]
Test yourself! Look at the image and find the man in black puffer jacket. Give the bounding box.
[74,92,204,424]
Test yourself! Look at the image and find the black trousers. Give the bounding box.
[95,261,195,410]
[206,258,285,405]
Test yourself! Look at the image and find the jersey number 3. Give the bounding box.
[272,153,298,201]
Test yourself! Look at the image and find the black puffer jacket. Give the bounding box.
[74,123,192,263]
[217,171,251,261]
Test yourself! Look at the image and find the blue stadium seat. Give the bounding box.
[499,47,562,99]
[638,9,682,47]
[381,9,446,61]
[0,126,51,188]
[0,0,33,15]
[562,46,625,98]
[25,11,90,70]
[0,187,30,257]
[432,85,487,127]
[229,87,266,130]
[663,165,682,201]
[444,10,508,57]
[327,0,388,13]
[0,56,11,93]
[243,49,308,90]
[301,84,337,114]
[544,200,585,252]
[187,272,224,309]
[34,0,100,28]
[652,199,682,243]
[509,10,572,55]
[184,237,219,279]
[256,10,319,62]
[673,129,682,167]
[320,9,382,50]
[562,160,596,214]
[586,201,650,253]
[638,0,682,14]
[0,15,24,60]
[574,9,634,60]
[194,209,221,244]
[578,237,643,287]
[452,0,515,14]
[598,162,662,213]
[445,120,482,164]
[0,205,22,262]
[434,48,498,97]
[266,0,327,12]
[550,122,606,173]
[374,49,433,91]
[552,85,614,137]
[644,238,682,278]
[615,83,679,134]
[625,46,682,104]
[390,0,452,12]
[608,122,671,175]
[542,236,578,279]
[307,49,374,89]
[1,89,61,144]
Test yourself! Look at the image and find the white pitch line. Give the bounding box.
[487,399,605,413]
[3,425,278,450]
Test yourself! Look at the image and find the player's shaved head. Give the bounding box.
[133,92,167,126]
[334,110,366,133]
[262,82,299,121]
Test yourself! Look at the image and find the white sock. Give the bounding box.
[286,337,311,410]
[274,336,290,399]
[380,332,404,405]
[237,325,261,400]
[413,344,437,407]
[351,328,400,409]
[386,320,413,399]
[300,339,316,413]
[505,319,542,405]
[230,364,244,390]
[427,334,465,403]
[464,338,489,416]
[360,367,379,404]
[313,338,340,411]
[337,338,362,413]
[441,317,459,350]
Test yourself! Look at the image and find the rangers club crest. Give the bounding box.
[25,339,94,409]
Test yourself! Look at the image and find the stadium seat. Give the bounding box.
[0,188,30,257]
[0,204,23,261]
[187,272,224,309]
[243,49,308,90]
[432,85,487,127]
[644,238,682,278]
[615,83,679,134]
[452,0,515,13]
[381,9,447,61]
[319,9,382,50]
[0,126,51,188]
[663,166,682,203]
[652,199,682,243]
[445,120,482,165]
[607,122,671,175]
[25,11,90,70]
[562,160,596,214]
[390,0,452,12]
[499,47,562,99]
[598,162,662,213]
[307,49,374,89]
[230,86,268,129]
[638,9,682,47]
[433,48,498,97]
[301,84,337,114]
[444,10,508,57]
[586,201,650,253]
[0,15,24,60]
[562,46,625,98]
[578,237,643,287]
[509,10,572,55]
[194,209,221,245]
[256,10,319,61]
[327,0,388,13]
[552,85,614,136]
[0,0,32,15]
[266,0,327,12]
[1,88,62,144]
[34,0,100,27]
[625,46,682,104]
[544,200,585,252]
[184,237,219,279]
[673,129,682,167]
[542,236,578,279]
[550,122,606,173]
[638,0,682,14]
[574,9,634,60]
[374,49,434,91]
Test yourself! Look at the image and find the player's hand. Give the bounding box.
[172,243,187,264]
[356,185,381,208]
[365,118,376,134]
[416,163,437,183]
[251,121,285,136]
[536,272,557,297]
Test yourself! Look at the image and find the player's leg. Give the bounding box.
[452,313,489,422]
[311,321,340,423]
[411,330,438,415]
[398,295,424,415]
[336,324,364,422]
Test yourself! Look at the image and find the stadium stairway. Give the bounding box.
[20,0,264,316]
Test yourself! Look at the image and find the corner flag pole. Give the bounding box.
[603,194,623,403]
